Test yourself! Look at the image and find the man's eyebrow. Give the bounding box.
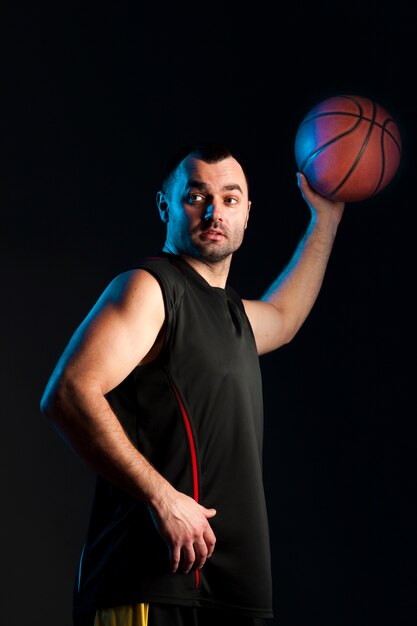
[223,184,243,193]
[187,180,243,194]
[187,180,208,191]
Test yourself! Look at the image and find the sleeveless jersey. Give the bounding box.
[73,253,273,621]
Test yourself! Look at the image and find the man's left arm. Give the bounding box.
[243,173,345,355]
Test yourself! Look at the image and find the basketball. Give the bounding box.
[294,94,402,202]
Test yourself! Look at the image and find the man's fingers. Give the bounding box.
[159,496,217,573]
[193,538,209,570]
[170,545,181,573]
[297,171,316,203]
[296,171,345,214]
[203,525,216,558]
[200,505,217,518]
[181,543,196,574]
[173,531,216,573]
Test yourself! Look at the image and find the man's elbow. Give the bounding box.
[40,374,63,422]
[40,370,74,423]
[39,390,50,419]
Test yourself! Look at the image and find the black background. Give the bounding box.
[1,2,416,625]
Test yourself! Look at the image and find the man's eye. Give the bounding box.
[225,197,238,206]
[187,193,205,204]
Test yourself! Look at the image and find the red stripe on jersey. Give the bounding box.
[171,383,201,589]
[171,384,199,502]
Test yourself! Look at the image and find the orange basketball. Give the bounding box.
[294,95,402,202]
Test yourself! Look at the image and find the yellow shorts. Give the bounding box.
[94,604,149,626]
[93,603,265,625]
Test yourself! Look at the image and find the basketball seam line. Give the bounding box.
[372,119,391,196]
[299,112,401,151]
[329,99,378,197]
[299,114,363,172]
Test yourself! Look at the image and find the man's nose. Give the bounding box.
[204,202,222,222]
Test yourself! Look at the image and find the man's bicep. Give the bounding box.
[242,298,286,355]
[56,269,166,394]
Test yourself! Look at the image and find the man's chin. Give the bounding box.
[194,243,239,263]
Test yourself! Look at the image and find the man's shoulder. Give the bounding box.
[132,253,186,307]
[110,254,182,283]
[136,253,186,280]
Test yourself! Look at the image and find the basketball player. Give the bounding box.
[40,143,345,626]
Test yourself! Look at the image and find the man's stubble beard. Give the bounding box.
[190,230,245,264]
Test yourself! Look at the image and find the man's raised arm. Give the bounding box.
[243,173,345,355]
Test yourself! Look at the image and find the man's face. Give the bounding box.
[159,156,251,263]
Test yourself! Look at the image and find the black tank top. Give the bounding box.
[73,253,273,620]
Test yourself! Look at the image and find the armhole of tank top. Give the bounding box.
[226,285,258,345]
[137,262,185,351]
[226,284,246,312]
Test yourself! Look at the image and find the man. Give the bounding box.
[40,143,345,626]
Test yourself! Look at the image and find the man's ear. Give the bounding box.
[244,200,251,229]
[156,191,169,223]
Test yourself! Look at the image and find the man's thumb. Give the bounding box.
[200,505,217,518]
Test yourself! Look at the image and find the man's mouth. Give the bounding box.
[200,229,225,241]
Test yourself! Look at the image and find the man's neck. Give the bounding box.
[162,247,231,288]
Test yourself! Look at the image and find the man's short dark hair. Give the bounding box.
[161,142,250,195]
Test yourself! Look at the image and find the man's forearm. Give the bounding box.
[41,376,170,508]
[262,209,339,333]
